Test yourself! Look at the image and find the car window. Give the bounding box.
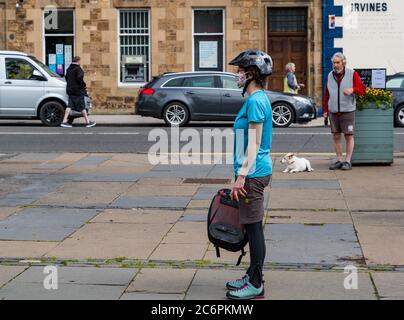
[5,58,38,80]
[29,55,59,78]
[386,77,404,89]
[221,75,239,90]
[163,77,184,87]
[183,76,216,88]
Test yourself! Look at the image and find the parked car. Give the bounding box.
[386,73,404,127]
[0,51,91,126]
[136,71,317,127]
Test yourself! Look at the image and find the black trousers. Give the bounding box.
[245,221,266,288]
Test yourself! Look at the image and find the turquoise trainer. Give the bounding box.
[226,281,265,300]
[226,275,249,290]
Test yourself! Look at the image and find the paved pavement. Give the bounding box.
[1,152,404,300]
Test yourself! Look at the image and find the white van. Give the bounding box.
[0,51,91,126]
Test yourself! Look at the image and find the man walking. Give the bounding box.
[324,52,366,170]
[60,56,96,128]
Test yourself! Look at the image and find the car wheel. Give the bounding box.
[39,101,65,127]
[395,105,404,127]
[163,102,190,126]
[272,103,294,128]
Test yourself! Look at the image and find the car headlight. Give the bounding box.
[293,96,311,104]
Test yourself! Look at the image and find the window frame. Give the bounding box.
[161,74,220,89]
[117,9,151,88]
[192,8,225,72]
[386,77,404,90]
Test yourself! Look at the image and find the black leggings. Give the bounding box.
[245,221,266,288]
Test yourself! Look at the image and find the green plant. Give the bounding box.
[357,88,393,110]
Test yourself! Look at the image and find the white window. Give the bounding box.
[193,9,225,72]
[43,8,75,76]
[119,10,150,85]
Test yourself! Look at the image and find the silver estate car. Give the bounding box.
[0,51,91,126]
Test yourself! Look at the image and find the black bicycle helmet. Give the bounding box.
[229,49,273,76]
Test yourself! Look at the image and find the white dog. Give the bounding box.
[281,153,314,173]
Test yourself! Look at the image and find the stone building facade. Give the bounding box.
[1,0,323,112]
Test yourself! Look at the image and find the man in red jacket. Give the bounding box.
[324,52,366,170]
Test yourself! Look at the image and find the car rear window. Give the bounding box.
[386,77,404,89]
[145,77,161,88]
[163,77,184,87]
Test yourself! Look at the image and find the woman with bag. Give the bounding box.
[226,50,273,300]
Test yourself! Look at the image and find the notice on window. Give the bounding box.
[48,54,57,73]
[199,41,218,68]
[372,69,386,89]
[56,44,64,55]
[65,45,72,70]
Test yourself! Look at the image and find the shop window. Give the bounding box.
[43,9,75,76]
[119,10,150,84]
[193,9,224,72]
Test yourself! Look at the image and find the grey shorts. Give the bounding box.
[237,175,271,225]
[329,111,355,135]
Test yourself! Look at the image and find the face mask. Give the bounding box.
[236,71,248,88]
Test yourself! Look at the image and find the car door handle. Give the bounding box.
[223,93,231,97]
[4,81,12,84]
[185,91,195,95]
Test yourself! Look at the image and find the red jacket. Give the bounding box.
[324,69,366,115]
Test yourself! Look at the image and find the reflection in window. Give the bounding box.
[183,76,216,88]
[221,76,239,89]
[5,59,36,80]
[386,78,404,89]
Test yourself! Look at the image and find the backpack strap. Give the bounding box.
[236,248,246,266]
[215,246,221,258]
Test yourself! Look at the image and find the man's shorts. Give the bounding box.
[68,95,86,112]
[329,111,355,135]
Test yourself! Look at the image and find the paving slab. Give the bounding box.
[136,177,184,185]
[111,196,191,209]
[266,211,352,225]
[0,208,99,241]
[264,224,363,265]
[353,212,404,227]
[269,189,344,200]
[120,292,185,300]
[126,268,196,294]
[45,223,171,260]
[271,171,337,181]
[149,243,209,261]
[91,209,183,224]
[268,198,348,211]
[47,153,88,163]
[72,155,112,167]
[192,187,222,200]
[32,163,69,170]
[356,225,404,265]
[179,214,207,222]
[186,269,245,300]
[0,282,127,300]
[0,241,59,258]
[262,270,376,300]
[124,184,198,197]
[270,179,340,190]
[346,198,404,211]
[371,272,404,300]
[9,153,61,162]
[186,200,215,209]
[162,221,207,244]
[72,173,141,182]
[0,266,28,287]
[12,266,137,286]
[37,182,132,207]
[0,208,20,221]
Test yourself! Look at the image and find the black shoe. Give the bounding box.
[60,122,72,128]
[329,161,343,170]
[86,121,96,128]
[341,162,352,170]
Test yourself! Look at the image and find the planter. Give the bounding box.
[352,103,394,165]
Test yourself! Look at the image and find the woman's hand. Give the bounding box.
[231,175,247,202]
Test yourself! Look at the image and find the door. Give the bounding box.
[181,75,222,118]
[219,74,245,119]
[267,7,308,95]
[0,57,45,116]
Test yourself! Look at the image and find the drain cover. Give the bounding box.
[183,178,232,184]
